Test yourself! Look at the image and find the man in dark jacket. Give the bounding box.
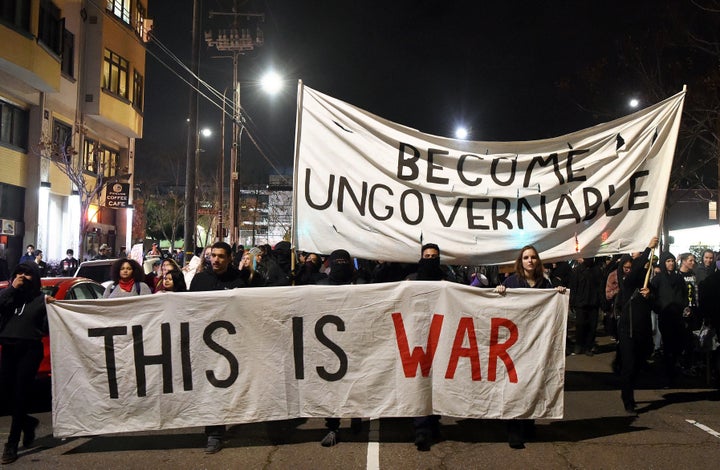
[0,263,56,464]
[189,241,245,454]
[569,257,604,356]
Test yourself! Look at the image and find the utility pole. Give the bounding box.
[205,2,264,246]
[183,0,201,264]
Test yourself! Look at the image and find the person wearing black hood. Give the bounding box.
[316,249,363,446]
[0,262,56,464]
[616,236,658,415]
[569,257,604,356]
[650,251,689,386]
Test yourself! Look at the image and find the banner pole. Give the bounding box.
[291,80,304,273]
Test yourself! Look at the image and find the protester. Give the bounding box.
[569,257,603,356]
[294,252,327,285]
[495,245,566,449]
[61,249,79,276]
[103,259,152,298]
[650,252,687,386]
[144,259,163,292]
[316,249,364,447]
[616,237,658,415]
[153,259,181,292]
[146,242,161,259]
[695,249,716,285]
[238,248,266,287]
[188,241,246,454]
[0,263,56,464]
[406,243,444,451]
[157,269,187,293]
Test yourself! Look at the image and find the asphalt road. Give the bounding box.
[2,333,720,469]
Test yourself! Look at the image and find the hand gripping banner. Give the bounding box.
[48,283,567,437]
[293,84,685,265]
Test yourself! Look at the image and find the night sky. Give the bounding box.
[136,0,675,185]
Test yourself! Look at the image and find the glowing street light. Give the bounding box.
[629,98,640,108]
[455,126,469,140]
[260,71,283,95]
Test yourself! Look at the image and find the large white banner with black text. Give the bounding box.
[48,283,567,437]
[293,85,684,264]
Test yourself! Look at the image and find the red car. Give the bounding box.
[0,277,105,379]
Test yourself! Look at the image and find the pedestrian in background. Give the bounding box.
[61,249,79,276]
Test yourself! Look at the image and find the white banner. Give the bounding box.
[293,84,685,264]
[48,283,568,437]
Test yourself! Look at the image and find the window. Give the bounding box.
[133,71,144,111]
[0,101,29,150]
[52,120,72,157]
[38,0,62,56]
[83,139,118,177]
[0,0,31,32]
[61,28,74,77]
[134,2,146,38]
[102,49,129,99]
[107,0,130,24]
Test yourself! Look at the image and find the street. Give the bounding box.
[2,334,720,469]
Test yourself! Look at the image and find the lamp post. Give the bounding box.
[194,128,212,247]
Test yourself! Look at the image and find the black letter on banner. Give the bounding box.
[427,148,450,184]
[400,189,423,225]
[492,198,513,229]
[88,326,128,399]
[397,142,420,181]
[305,168,334,210]
[467,198,490,229]
[338,176,367,215]
[203,321,239,388]
[551,194,581,228]
[458,154,483,186]
[133,324,173,397]
[583,187,602,221]
[567,149,589,182]
[293,317,304,380]
[430,194,463,227]
[490,158,516,186]
[315,315,348,381]
[524,153,564,187]
[628,171,650,210]
[180,322,193,391]
[517,197,547,229]
[604,185,623,216]
[369,184,393,220]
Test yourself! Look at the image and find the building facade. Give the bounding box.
[0,0,149,268]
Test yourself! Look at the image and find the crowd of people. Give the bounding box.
[1,238,719,462]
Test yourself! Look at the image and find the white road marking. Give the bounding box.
[686,419,720,439]
[366,419,380,470]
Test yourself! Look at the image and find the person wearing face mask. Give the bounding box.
[294,252,326,285]
[315,249,363,447]
[0,263,56,464]
[405,243,444,281]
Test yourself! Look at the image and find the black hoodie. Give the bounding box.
[0,262,48,341]
[650,252,686,315]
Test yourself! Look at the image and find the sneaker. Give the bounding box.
[204,436,223,454]
[414,431,431,452]
[23,416,39,448]
[1,443,17,464]
[320,430,338,447]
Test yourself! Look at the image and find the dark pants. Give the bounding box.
[0,340,44,445]
[658,310,684,382]
[413,415,440,437]
[617,326,652,408]
[575,306,599,350]
[325,417,361,431]
[205,425,225,438]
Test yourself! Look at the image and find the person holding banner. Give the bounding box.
[0,263,56,464]
[496,245,566,449]
[189,241,246,454]
[616,236,658,415]
[103,259,152,298]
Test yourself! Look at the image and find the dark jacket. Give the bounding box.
[502,274,553,289]
[569,260,603,308]
[617,248,653,339]
[650,256,686,316]
[189,267,246,291]
[0,264,48,342]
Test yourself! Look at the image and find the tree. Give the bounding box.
[39,130,108,260]
[145,189,185,250]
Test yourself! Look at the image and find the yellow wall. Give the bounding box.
[0,26,61,92]
[48,163,72,195]
[0,147,28,187]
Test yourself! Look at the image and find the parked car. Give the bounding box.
[74,258,119,288]
[0,277,105,379]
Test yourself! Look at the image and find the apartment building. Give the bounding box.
[0,0,149,268]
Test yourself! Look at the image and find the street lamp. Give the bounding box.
[629,98,640,108]
[455,126,469,140]
[260,71,283,95]
[192,127,212,248]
